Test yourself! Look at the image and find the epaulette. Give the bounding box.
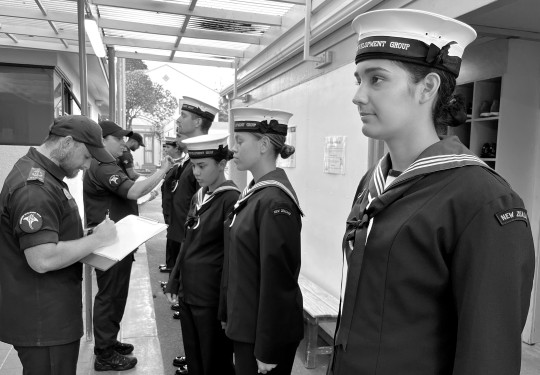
[27,167,45,184]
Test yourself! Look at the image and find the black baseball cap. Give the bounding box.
[130,132,145,147]
[49,115,115,163]
[99,120,133,139]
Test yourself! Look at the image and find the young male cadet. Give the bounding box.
[161,97,219,274]
[159,137,186,272]
[164,97,218,375]
[0,115,118,375]
[118,132,145,180]
[83,120,173,371]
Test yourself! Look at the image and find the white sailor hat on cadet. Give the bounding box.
[352,9,477,76]
[183,133,229,159]
[230,107,292,136]
[181,96,219,121]
[163,137,177,147]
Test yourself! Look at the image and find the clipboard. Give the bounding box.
[81,214,167,271]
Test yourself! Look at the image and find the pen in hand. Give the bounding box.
[106,209,110,221]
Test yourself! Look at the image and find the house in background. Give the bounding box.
[129,117,160,173]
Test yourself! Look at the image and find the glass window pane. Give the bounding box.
[53,72,63,117]
[0,65,54,146]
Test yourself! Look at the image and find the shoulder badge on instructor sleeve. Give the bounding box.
[19,212,43,233]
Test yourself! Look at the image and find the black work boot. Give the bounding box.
[94,351,138,371]
[113,341,134,355]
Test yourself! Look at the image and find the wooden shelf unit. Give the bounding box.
[448,77,501,169]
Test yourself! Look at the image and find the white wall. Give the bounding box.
[497,39,540,343]
[254,64,369,297]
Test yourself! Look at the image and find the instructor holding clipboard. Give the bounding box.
[83,120,173,371]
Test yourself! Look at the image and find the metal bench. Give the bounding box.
[298,274,339,369]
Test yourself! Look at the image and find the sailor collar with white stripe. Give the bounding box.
[234,168,303,216]
[194,181,240,212]
[180,154,190,166]
[372,136,502,195]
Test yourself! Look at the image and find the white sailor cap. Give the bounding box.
[183,133,230,159]
[230,107,292,136]
[181,96,219,121]
[163,137,177,147]
[352,9,477,76]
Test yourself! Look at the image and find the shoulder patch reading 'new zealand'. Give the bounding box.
[495,208,529,227]
[273,207,292,216]
[109,174,120,186]
[19,212,43,233]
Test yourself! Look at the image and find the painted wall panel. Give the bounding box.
[497,39,540,343]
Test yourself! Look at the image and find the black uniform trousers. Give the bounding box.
[93,254,134,354]
[177,299,235,375]
[165,239,181,269]
[14,339,80,375]
[232,341,298,375]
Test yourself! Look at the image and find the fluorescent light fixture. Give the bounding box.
[84,15,106,58]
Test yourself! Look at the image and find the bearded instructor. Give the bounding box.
[0,115,118,375]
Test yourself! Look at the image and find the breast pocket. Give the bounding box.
[61,198,83,240]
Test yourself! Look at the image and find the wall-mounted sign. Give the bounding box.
[324,136,346,174]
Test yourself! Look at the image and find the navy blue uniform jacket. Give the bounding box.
[168,159,199,243]
[222,168,304,364]
[161,162,180,225]
[332,136,535,375]
[166,181,240,306]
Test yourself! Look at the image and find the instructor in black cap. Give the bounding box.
[118,132,145,180]
[83,120,173,371]
[0,115,118,375]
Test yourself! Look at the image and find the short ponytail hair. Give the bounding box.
[253,133,296,160]
[393,61,466,134]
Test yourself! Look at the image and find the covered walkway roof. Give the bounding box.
[0,0,539,96]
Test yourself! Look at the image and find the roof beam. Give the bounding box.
[115,51,234,68]
[92,0,282,26]
[33,0,70,48]
[0,38,94,54]
[472,24,540,42]
[0,6,261,45]
[170,0,198,60]
[103,36,245,58]
[266,0,305,4]
[99,19,261,45]
[0,24,246,57]
[0,24,80,41]
[0,6,74,23]
[4,33,19,43]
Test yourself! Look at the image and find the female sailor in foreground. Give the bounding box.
[332,9,535,375]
